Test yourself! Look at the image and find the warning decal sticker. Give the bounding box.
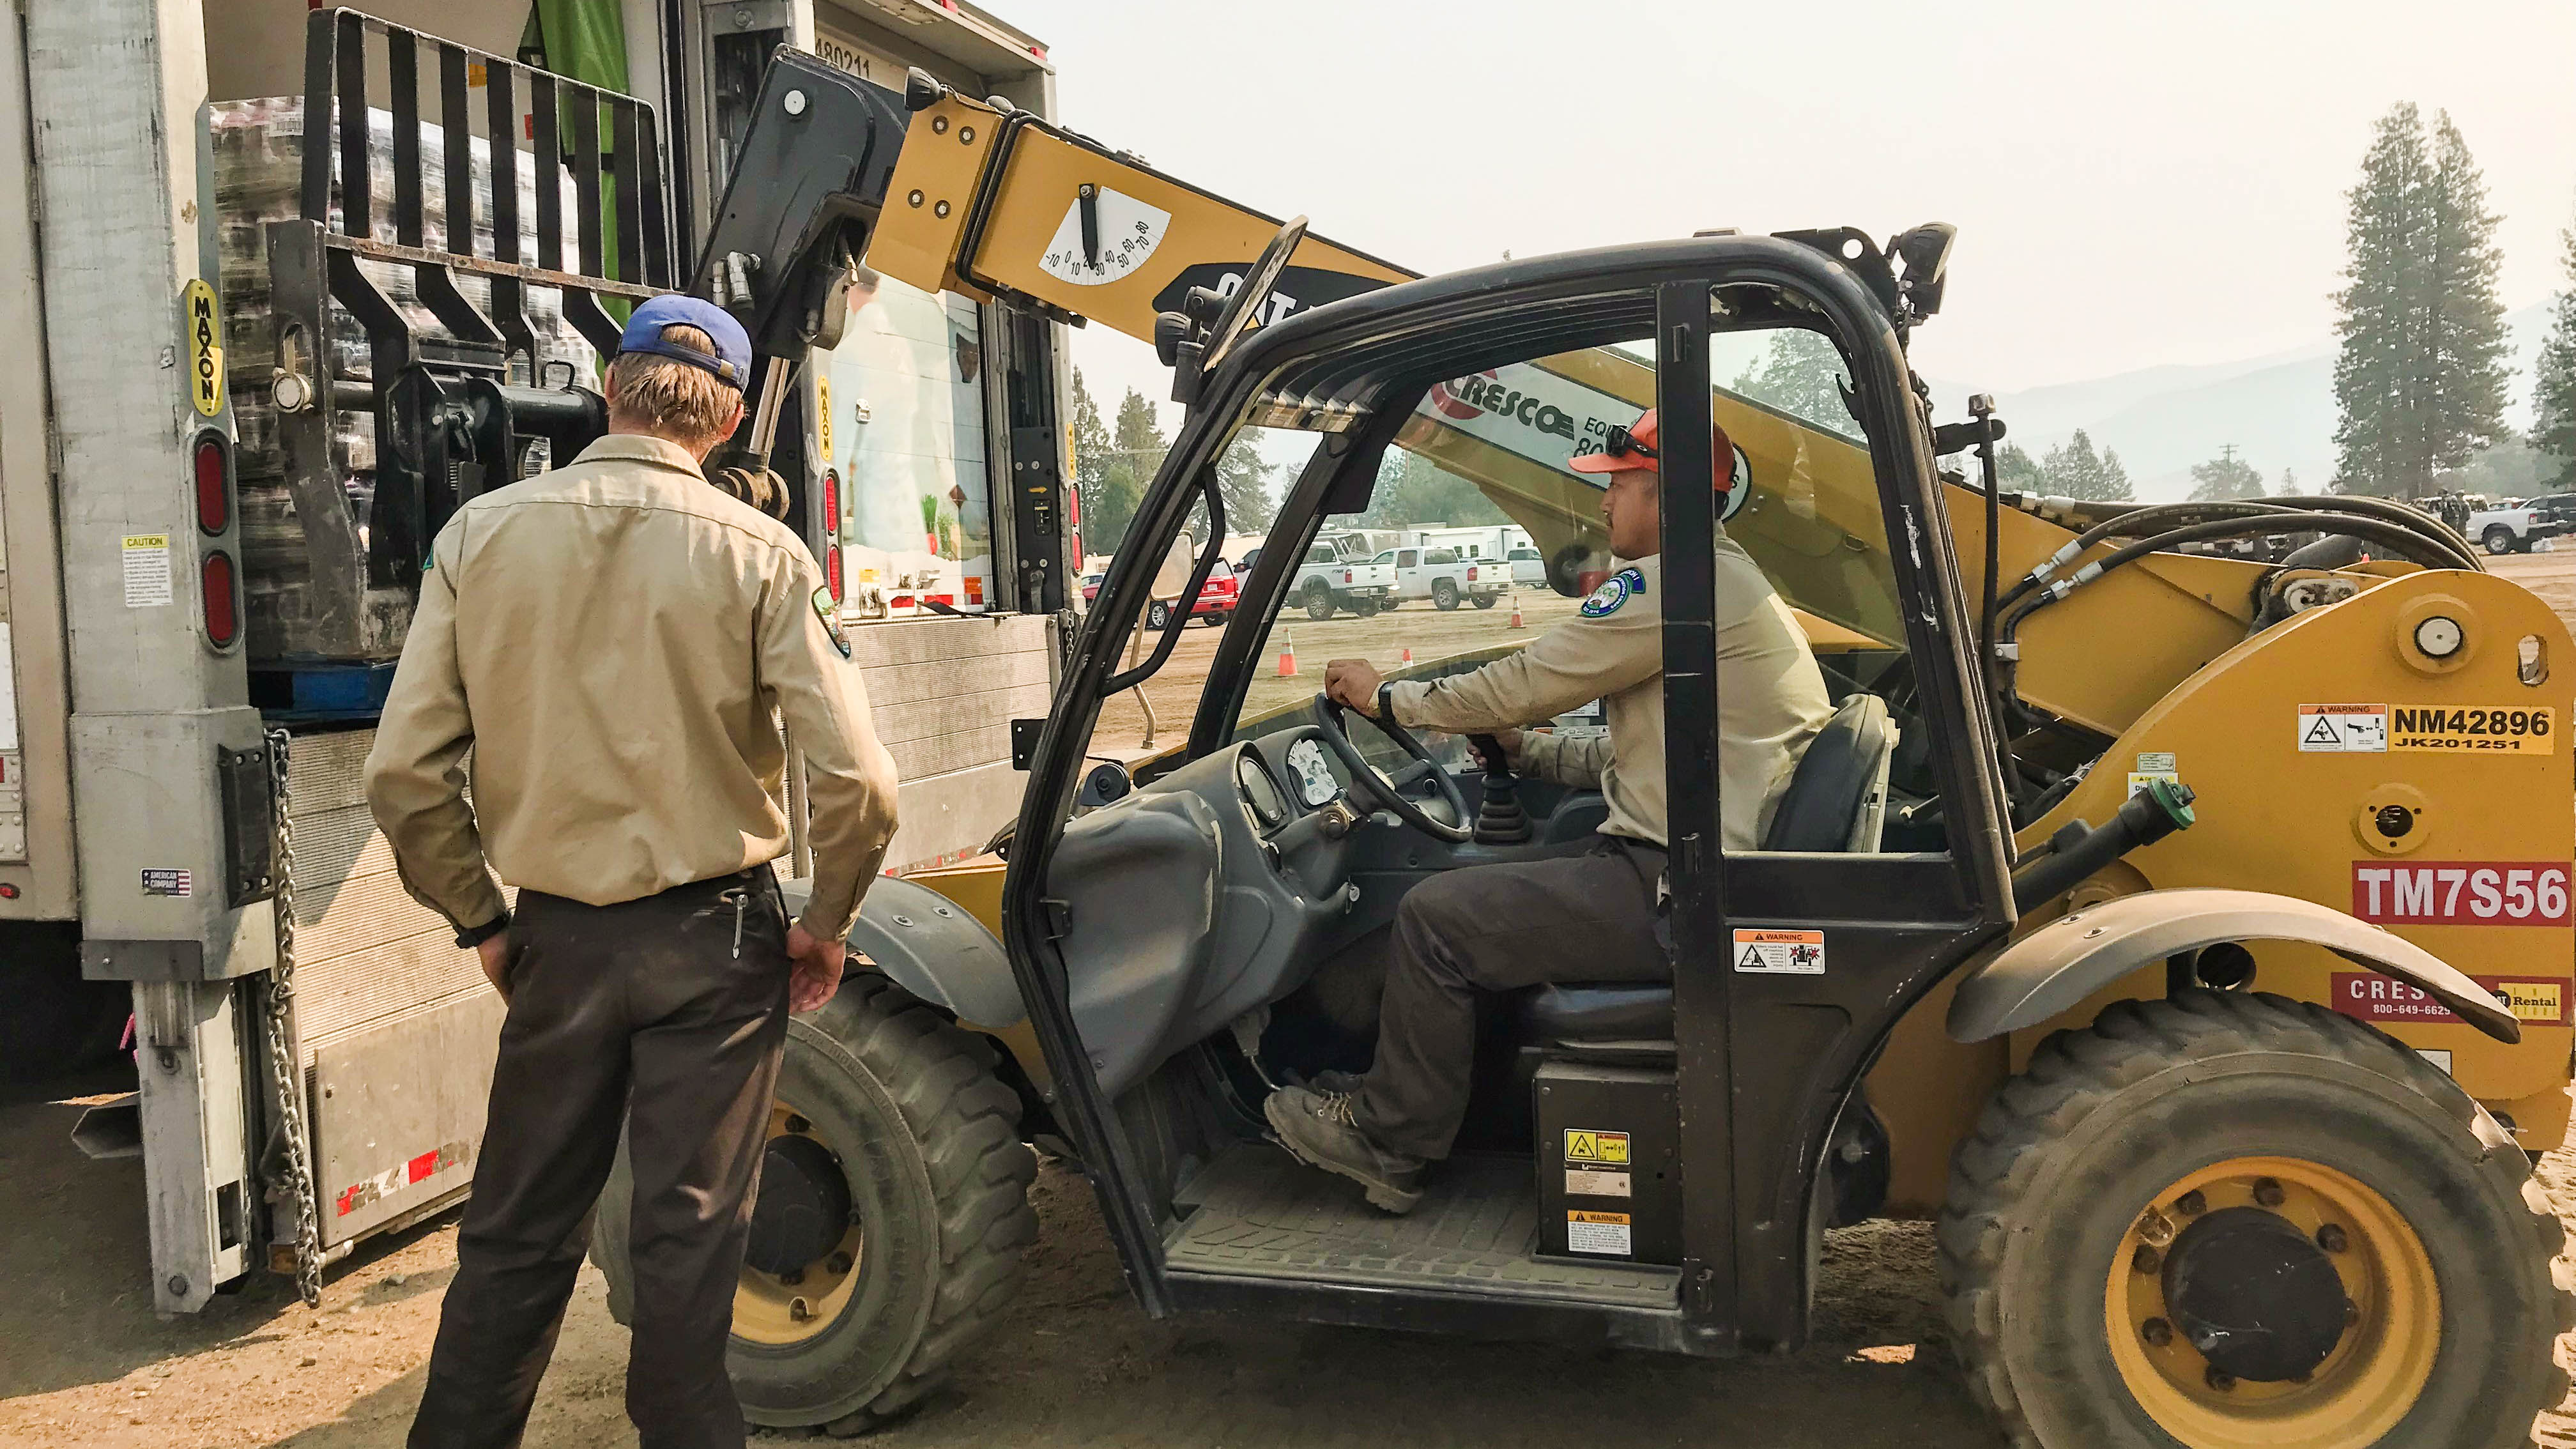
[2298,703,2388,753]
[1564,1129,1630,1165]
[2387,705,2554,755]
[1734,927,1826,975]
[1566,1209,1633,1257]
[123,535,172,609]
[2331,972,2567,1028]
[334,1138,473,1218]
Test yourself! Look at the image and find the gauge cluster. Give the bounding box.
[1284,739,1339,808]
[1233,735,1345,834]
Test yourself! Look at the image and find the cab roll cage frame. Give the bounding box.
[1004,234,2017,1346]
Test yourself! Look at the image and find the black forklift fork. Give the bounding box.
[258,8,676,660]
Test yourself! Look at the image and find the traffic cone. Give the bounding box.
[1509,597,1525,630]
[1401,645,1413,664]
[1276,629,1298,677]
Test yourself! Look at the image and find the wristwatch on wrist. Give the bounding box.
[455,912,510,949]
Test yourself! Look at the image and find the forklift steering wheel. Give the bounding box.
[1311,694,1475,842]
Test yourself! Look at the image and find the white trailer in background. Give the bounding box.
[2,0,1072,1313]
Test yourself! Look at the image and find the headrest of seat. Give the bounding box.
[1760,693,1896,853]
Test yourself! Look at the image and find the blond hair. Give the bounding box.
[605,323,741,448]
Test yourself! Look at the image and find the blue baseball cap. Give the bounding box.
[617,295,753,389]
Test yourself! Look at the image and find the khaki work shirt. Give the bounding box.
[1386,544,1832,850]
[365,434,900,944]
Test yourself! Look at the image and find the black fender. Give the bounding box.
[1946,886,2521,1045]
[781,873,1027,1031]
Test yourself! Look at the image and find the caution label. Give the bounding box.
[1565,1209,1633,1257]
[2330,972,2568,1027]
[2388,705,2554,755]
[1563,1129,1630,1165]
[2351,862,2571,924]
[1734,926,1826,975]
[2297,703,2388,753]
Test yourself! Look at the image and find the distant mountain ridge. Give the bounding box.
[1928,303,2552,501]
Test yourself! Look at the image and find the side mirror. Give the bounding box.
[1076,760,1134,809]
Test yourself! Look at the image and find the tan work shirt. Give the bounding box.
[1386,544,1832,850]
[364,434,900,944]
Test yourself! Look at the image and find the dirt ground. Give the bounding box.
[5,556,2576,1448]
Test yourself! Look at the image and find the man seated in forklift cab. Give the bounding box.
[1276,409,1834,1213]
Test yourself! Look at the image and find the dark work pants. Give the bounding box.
[409,868,791,1449]
[1353,835,1669,1161]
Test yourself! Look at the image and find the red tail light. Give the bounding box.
[826,542,844,602]
[201,550,239,648]
[1467,566,1478,581]
[1342,569,1353,583]
[193,431,231,535]
[821,470,841,539]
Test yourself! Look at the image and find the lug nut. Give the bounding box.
[2141,1317,2174,1347]
[2205,1365,2236,1392]
[779,1268,804,1287]
[825,1252,854,1275]
[2174,1190,2207,1216]
[786,1114,812,1135]
[2132,1245,2163,1275]
[2253,1177,2285,1208]
[2317,1223,2349,1254]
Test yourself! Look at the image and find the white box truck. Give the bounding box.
[1,0,1072,1313]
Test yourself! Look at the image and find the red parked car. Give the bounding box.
[1085,559,1239,629]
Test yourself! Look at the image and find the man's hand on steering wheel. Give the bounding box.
[1322,658,1384,716]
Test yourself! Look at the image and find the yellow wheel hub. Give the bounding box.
[733,1101,865,1347]
[2104,1156,2437,1449]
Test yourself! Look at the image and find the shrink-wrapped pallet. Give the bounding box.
[210,98,601,656]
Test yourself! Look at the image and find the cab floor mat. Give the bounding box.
[1163,1144,1680,1308]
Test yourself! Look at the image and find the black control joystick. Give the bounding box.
[1468,734,1532,845]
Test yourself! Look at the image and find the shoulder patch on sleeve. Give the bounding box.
[812,585,852,659]
[1580,566,1647,618]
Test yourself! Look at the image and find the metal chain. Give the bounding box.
[261,726,323,1308]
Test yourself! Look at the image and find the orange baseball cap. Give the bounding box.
[1570,408,1735,494]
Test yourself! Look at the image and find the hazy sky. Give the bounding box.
[1005,0,2576,418]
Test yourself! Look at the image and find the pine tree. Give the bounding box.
[1995,441,2045,493]
[2333,104,2432,496]
[2188,445,2266,501]
[2423,112,2512,475]
[1069,368,1112,551]
[2330,106,2511,498]
[2041,429,2132,502]
[1729,331,1854,436]
[1214,439,1278,536]
[1111,388,1169,482]
[2533,204,2576,490]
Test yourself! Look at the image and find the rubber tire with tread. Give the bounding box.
[1303,583,1335,620]
[589,974,1038,1436]
[1431,579,1460,611]
[1352,595,1380,618]
[2485,525,2517,556]
[1146,600,1172,630]
[1937,989,2573,1449]
[1471,592,1497,609]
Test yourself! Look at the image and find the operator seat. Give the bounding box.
[1518,694,1897,1045]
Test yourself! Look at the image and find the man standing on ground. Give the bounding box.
[367,295,900,1448]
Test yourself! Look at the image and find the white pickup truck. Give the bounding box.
[1372,546,1508,610]
[1292,539,1396,619]
[2465,501,2561,556]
